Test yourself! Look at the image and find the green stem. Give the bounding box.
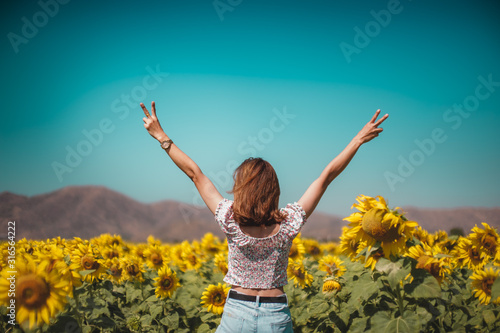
[140,282,145,301]
[395,284,404,316]
[73,287,84,328]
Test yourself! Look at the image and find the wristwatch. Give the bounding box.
[160,139,173,150]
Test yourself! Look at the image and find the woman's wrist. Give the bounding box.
[156,133,170,143]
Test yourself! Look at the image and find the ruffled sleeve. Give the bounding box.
[214,198,236,234]
[280,202,307,237]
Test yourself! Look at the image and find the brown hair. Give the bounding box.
[230,157,286,226]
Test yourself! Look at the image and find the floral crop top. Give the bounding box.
[214,198,307,289]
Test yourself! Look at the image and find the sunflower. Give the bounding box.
[16,238,37,257]
[0,255,70,329]
[120,256,146,282]
[201,283,231,315]
[452,237,490,270]
[144,244,169,270]
[339,226,362,260]
[105,257,124,284]
[469,223,500,261]
[287,258,313,288]
[34,243,74,296]
[302,239,322,259]
[147,235,163,246]
[318,255,346,277]
[93,233,124,248]
[413,226,431,245]
[69,242,107,283]
[406,243,451,284]
[100,243,123,261]
[430,230,448,246]
[180,241,203,272]
[154,265,181,298]
[435,237,460,255]
[131,243,148,261]
[470,267,500,305]
[342,195,418,258]
[322,278,342,294]
[364,246,385,271]
[289,236,306,261]
[320,242,340,255]
[214,252,228,275]
[201,233,223,257]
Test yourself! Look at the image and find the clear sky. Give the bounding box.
[1,0,499,217]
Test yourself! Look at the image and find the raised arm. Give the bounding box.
[140,102,223,214]
[297,109,388,218]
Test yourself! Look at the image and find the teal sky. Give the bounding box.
[1,0,499,217]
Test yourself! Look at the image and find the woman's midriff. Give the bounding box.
[231,285,285,297]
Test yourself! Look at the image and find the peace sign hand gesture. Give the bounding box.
[356,109,389,144]
[140,101,167,142]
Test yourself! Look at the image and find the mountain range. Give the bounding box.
[1,186,499,242]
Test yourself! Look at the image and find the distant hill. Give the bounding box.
[1,186,498,242]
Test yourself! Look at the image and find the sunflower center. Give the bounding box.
[482,278,494,295]
[126,264,140,276]
[362,209,399,242]
[161,277,173,290]
[289,245,298,258]
[81,255,99,270]
[151,253,163,265]
[109,265,121,277]
[470,248,481,261]
[212,292,225,306]
[483,235,497,253]
[326,264,337,275]
[16,274,50,310]
[107,250,120,259]
[416,255,441,277]
[293,268,305,279]
[187,255,197,266]
[310,247,320,256]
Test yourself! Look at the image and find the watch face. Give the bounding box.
[161,141,171,149]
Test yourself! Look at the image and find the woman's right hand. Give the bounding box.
[141,101,168,142]
[355,109,389,144]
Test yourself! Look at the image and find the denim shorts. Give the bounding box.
[215,291,293,333]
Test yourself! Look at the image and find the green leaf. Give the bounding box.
[415,306,432,323]
[141,314,153,326]
[150,304,163,319]
[409,275,441,298]
[350,279,379,302]
[483,309,496,326]
[79,269,96,277]
[82,326,92,333]
[349,317,368,333]
[146,294,158,302]
[161,311,179,330]
[197,323,211,333]
[371,312,420,333]
[491,276,500,300]
[126,288,143,303]
[365,244,381,262]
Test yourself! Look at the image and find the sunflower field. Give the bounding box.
[1,195,500,333]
